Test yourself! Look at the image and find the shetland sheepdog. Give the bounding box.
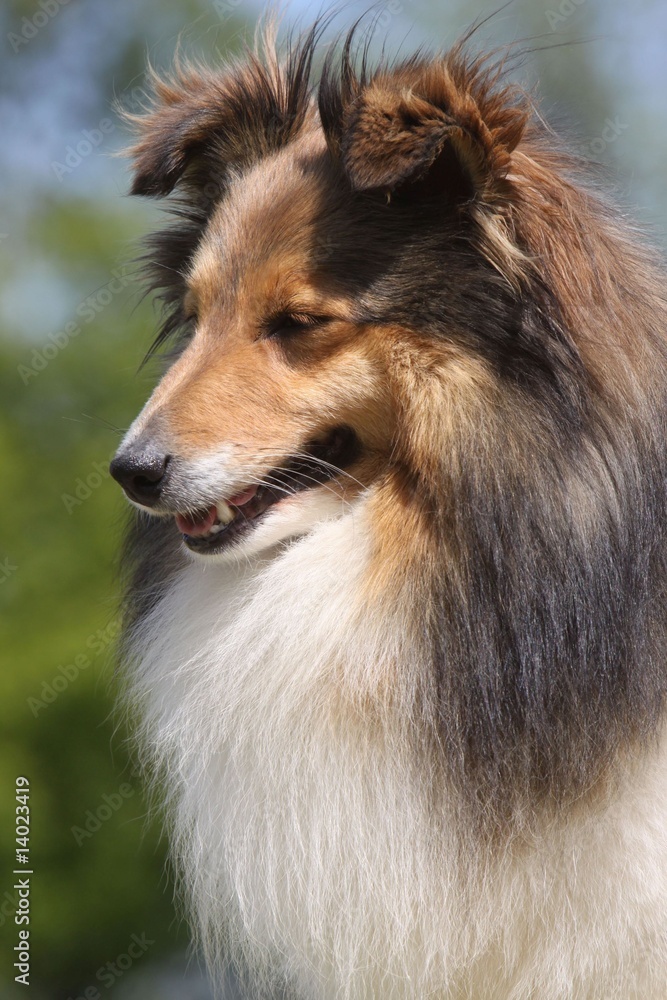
[110,21,667,999]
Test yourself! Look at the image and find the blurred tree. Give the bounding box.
[0,0,663,996]
[0,200,188,995]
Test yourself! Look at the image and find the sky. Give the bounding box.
[0,0,665,343]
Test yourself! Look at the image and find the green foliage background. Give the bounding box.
[0,0,664,996]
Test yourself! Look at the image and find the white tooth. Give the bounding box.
[216,500,235,525]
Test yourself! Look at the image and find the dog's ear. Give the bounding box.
[122,65,239,197]
[123,45,315,198]
[321,55,527,202]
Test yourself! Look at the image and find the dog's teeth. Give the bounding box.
[216,500,235,525]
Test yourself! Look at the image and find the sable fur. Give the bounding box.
[116,20,667,999]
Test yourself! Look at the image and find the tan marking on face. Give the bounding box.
[133,136,396,499]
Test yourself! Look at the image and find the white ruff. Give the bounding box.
[126,504,667,999]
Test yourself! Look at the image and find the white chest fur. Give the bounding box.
[126,511,667,999]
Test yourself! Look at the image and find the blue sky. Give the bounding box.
[1,0,665,342]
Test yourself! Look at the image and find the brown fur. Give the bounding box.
[114,22,667,996]
[120,21,667,817]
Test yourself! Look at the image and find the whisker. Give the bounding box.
[251,478,296,499]
[79,413,129,435]
[285,452,368,492]
[256,461,349,494]
[263,472,350,506]
[246,447,367,493]
[260,472,355,514]
[62,413,127,434]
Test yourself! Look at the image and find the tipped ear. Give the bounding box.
[341,86,478,194]
[123,45,314,198]
[329,63,527,201]
[122,66,240,197]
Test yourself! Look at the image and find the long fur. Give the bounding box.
[117,20,667,998]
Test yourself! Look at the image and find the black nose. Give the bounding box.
[110,447,170,507]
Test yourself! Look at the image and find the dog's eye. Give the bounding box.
[264,312,329,340]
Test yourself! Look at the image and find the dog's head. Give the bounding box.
[113,24,667,816]
[110,28,541,561]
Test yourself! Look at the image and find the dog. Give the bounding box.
[110,20,667,999]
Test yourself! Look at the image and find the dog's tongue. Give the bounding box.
[175,486,259,537]
[176,506,217,537]
[228,484,258,507]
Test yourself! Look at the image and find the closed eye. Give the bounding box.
[264,311,331,340]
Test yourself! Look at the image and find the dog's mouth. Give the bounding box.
[176,425,360,554]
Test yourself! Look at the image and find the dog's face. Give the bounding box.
[112,128,402,559]
[114,30,667,823]
[112,47,520,557]
[111,42,535,561]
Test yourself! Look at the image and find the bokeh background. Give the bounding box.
[0,0,665,996]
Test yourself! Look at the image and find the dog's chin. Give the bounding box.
[182,488,349,563]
